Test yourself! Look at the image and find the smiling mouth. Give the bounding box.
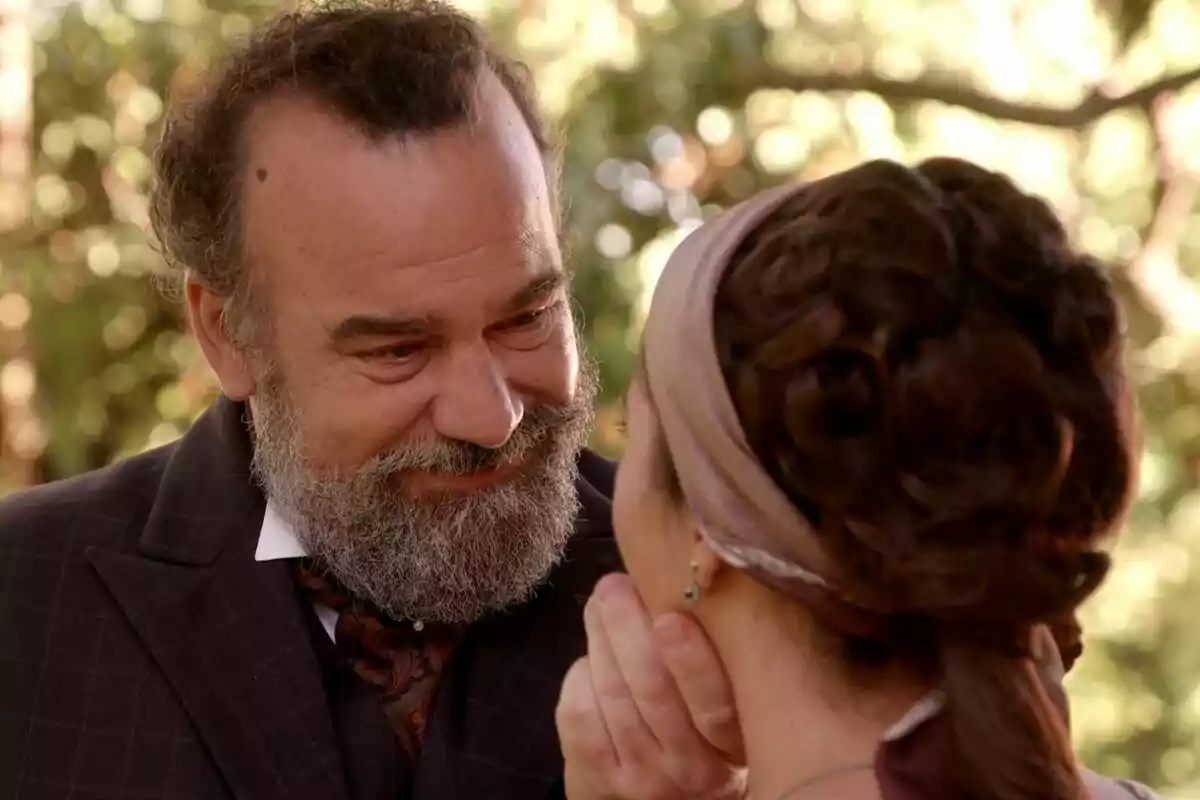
[395,461,525,496]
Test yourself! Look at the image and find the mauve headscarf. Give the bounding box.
[640,180,1160,800]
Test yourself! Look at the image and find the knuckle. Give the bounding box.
[603,711,647,747]
[556,683,591,721]
[554,696,588,728]
[556,707,603,745]
[632,672,676,709]
[556,686,600,733]
[583,739,617,768]
[592,673,633,705]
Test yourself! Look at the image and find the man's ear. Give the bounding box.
[185,278,256,401]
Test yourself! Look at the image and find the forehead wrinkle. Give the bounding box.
[310,219,558,285]
[396,227,554,271]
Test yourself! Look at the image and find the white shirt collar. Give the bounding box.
[255,503,337,641]
[255,502,309,561]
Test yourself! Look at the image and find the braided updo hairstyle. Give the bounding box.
[662,158,1135,800]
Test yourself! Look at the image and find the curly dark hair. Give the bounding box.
[651,158,1134,800]
[148,0,550,345]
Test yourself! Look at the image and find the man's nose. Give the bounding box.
[431,343,523,449]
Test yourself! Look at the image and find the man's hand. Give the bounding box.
[556,573,746,800]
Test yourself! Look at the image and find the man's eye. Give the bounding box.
[490,302,562,351]
[363,342,424,361]
[501,307,550,330]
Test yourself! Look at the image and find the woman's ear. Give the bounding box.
[688,529,726,594]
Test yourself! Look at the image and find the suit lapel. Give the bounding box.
[87,398,348,800]
[412,464,622,800]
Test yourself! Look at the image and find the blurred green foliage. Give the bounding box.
[1,0,1199,793]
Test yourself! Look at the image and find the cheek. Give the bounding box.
[504,326,578,406]
[310,386,428,468]
[272,359,428,471]
[613,462,689,616]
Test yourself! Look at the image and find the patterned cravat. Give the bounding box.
[294,559,463,759]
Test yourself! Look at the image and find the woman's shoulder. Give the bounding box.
[1083,768,1165,799]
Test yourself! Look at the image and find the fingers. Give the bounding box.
[583,583,660,768]
[593,575,720,768]
[560,576,745,800]
[654,611,746,765]
[556,657,618,776]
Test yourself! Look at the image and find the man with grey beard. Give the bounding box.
[251,356,595,625]
[0,2,746,800]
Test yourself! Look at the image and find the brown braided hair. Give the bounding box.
[650,158,1135,800]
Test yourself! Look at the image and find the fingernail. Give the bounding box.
[653,612,689,648]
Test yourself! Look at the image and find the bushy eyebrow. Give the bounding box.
[328,268,565,345]
[500,271,564,315]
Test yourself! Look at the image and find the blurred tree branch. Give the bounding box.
[1127,97,1200,335]
[746,12,1200,334]
[747,62,1200,128]
[1096,0,1159,49]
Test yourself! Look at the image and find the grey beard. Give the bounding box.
[250,360,598,624]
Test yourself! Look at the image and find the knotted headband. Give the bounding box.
[642,181,881,634]
[638,179,1150,799]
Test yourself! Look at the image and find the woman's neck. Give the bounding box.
[710,608,929,800]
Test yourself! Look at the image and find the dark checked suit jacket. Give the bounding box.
[0,396,622,800]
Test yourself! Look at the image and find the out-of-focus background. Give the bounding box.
[0,0,1198,792]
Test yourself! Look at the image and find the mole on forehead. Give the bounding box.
[256,167,269,182]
